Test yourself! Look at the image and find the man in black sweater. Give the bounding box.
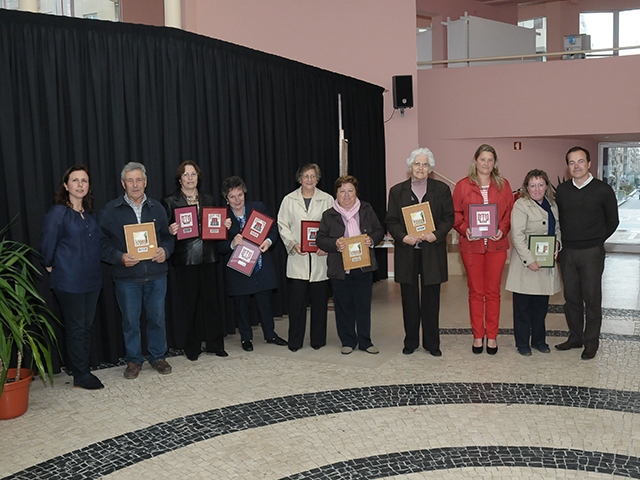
[555,146,619,360]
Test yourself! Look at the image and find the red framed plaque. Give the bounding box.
[201,207,227,240]
[227,240,260,277]
[469,203,498,238]
[175,206,199,240]
[241,209,274,246]
[301,221,320,253]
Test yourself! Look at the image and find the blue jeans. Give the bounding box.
[114,278,168,365]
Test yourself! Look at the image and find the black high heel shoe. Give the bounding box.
[472,339,484,354]
[486,340,498,355]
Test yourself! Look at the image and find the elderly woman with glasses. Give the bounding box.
[162,161,231,360]
[385,148,454,357]
[277,164,334,352]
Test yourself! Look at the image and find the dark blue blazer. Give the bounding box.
[218,201,279,296]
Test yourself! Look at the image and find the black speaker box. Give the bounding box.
[392,75,413,109]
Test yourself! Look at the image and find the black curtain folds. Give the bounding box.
[0,9,386,368]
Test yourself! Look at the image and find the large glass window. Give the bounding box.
[579,11,613,57]
[619,9,640,56]
[580,9,640,57]
[2,0,119,20]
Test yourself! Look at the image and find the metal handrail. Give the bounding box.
[418,44,640,67]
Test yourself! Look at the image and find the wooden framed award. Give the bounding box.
[401,202,435,237]
[201,207,227,240]
[301,221,320,253]
[124,222,158,260]
[227,240,260,276]
[469,204,498,238]
[175,206,199,240]
[241,209,274,246]
[341,234,371,270]
[528,234,556,268]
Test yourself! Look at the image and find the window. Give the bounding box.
[2,0,119,21]
[580,9,640,57]
[619,9,640,56]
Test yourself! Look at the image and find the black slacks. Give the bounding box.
[174,263,225,356]
[287,278,329,350]
[559,245,605,350]
[400,249,441,352]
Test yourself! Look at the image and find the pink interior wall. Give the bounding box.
[519,0,640,55]
[182,0,419,202]
[120,0,164,26]
[418,53,640,189]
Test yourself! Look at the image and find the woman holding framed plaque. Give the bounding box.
[277,164,334,352]
[505,169,561,356]
[218,176,287,352]
[162,161,230,361]
[453,144,514,355]
[41,166,103,390]
[386,148,454,357]
[316,175,385,355]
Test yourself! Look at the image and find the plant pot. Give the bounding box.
[0,368,34,420]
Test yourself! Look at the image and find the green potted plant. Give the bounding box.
[0,220,58,419]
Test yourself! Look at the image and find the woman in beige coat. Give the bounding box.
[277,164,334,352]
[506,169,561,356]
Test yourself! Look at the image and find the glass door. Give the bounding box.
[599,142,640,251]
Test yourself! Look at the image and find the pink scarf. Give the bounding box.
[333,197,361,238]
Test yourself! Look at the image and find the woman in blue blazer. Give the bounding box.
[218,176,287,351]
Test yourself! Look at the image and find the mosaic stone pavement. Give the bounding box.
[1,277,639,480]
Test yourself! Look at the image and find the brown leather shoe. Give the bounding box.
[554,340,582,351]
[581,348,597,360]
[124,362,142,379]
[151,359,172,375]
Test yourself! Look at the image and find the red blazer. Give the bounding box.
[453,177,514,254]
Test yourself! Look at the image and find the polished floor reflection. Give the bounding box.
[1,253,638,480]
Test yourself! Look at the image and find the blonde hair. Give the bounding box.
[468,144,505,191]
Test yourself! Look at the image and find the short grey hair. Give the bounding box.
[121,162,147,182]
[406,148,435,172]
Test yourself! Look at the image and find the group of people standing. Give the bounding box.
[387,144,618,362]
[39,144,619,390]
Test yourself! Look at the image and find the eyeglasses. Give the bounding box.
[412,162,429,169]
[182,172,198,178]
[302,174,317,180]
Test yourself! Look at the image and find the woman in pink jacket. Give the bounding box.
[453,144,514,355]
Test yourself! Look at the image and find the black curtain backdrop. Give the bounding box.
[0,9,386,370]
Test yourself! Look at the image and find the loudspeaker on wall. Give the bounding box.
[392,75,413,109]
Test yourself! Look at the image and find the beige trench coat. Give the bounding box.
[505,197,562,296]
[277,186,334,282]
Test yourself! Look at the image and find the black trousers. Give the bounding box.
[512,292,549,350]
[174,263,225,356]
[287,278,329,350]
[400,249,441,352]
[559,245,605,350]
[53,288,101,377]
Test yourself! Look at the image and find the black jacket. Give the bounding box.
[316,201,385,280]
[162,189,220,266]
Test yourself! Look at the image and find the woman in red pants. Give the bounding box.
[453,144,514,355]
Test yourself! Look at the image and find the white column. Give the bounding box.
[164,0,182,29]
[19,0,39,12]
